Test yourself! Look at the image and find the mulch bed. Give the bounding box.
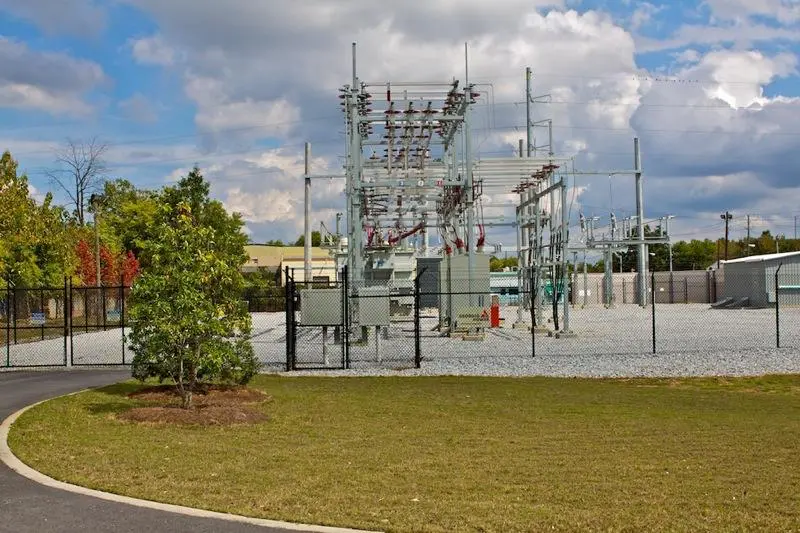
[118,384,271,426]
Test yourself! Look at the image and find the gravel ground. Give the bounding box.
[4,305,799,377]
[257,305,800,378]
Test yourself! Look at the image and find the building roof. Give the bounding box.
[244,245,330,268]
[722,251,800,265]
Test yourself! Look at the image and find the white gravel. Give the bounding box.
[255,304,800,378]
[4,305,799,378]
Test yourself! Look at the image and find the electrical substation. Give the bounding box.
[292,42,675,366]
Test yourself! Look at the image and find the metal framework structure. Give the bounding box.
[300,42,668,337]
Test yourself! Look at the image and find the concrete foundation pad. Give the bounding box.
[511,322,529,330]
[555,330,578,339]
[462,334,485,341]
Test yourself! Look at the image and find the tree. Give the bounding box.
[489,256,518,272]
[294,231,321,247]
[0,151,37,285]
[120,251,140,286]
[128,170,257,409]
[46,137,108,226]
[90,179,159,260]
[75,240,97,286]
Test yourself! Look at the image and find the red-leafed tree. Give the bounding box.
[100,245,118,285]
[121,251,140,286]
[75,239,96,285]
[75,239,141,286]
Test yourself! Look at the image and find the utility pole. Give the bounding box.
[304,142,312,284]
[665,215,675,272]
[794,215,797,240]
[464,43,475,302]
[720,211,732,261]
[634,137,647,306]
[746,214,751,255]
[525,67,532,157]
[90,194,101,287]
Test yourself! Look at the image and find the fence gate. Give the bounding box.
[285,268,347,371]
[69,281,130,366]
[3,280,68,367]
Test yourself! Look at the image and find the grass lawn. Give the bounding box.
[9,375,800,532]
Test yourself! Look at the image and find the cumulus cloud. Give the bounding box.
[705,0,800,24]
[0,37,106,115]
[106,2,800,243]
[130,35,177,66]
[0,0,107,37]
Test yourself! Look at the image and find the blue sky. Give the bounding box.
[2,0,800,243]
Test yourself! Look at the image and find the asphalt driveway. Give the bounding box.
[0,370,320,533]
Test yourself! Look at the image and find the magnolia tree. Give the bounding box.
[128,174,257,408]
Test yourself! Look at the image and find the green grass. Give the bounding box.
[9,375,800,532]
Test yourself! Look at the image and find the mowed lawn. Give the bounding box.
[9,375,800,532]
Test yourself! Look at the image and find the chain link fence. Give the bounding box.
[347,279,418,369]
[4,265,799,372]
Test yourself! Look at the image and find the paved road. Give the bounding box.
[0,370,315,533]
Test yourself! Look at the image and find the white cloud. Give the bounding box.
[0,83,93,115]
[27,1,796,243]
[695,50,797,108]
[0,0,107,37]
[705,0,800,24]
[184,75,301,139]
[629,2,663,30]
[0,37,106,116]
[130,35,177,66]
[636,20,800,52]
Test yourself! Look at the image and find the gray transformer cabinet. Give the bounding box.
[438,253,491,330]
[356,286,391,326]
[300,288,343,325]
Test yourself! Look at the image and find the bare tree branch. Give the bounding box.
[45,137,109,226]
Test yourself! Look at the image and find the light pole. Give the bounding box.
[90,194,102,287]
[665,215,675,272]
[720,211,732,261]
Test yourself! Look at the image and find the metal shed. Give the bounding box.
[721,251,800,307]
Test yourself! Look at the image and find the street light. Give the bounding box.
[720,211,733,261]
[89,194,102,288]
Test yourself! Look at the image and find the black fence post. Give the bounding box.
[5,278,10,367]
[69,278,75,367]
[120,273,126,365]
[776,263,782,349]
[39,287,45,341]
[530,267,536,358]
[11,284,17,345]
[63,276,69,366]
[284,266,292,372]
[343,265,350,370]
[651,269,656,354]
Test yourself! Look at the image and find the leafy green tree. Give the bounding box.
[128,171,257,408]
[0,151,76,287]
[489,256,518,272]
[91,179,159,261]
[294,231,321,247]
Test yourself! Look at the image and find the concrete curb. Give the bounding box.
[0,391,379,533]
